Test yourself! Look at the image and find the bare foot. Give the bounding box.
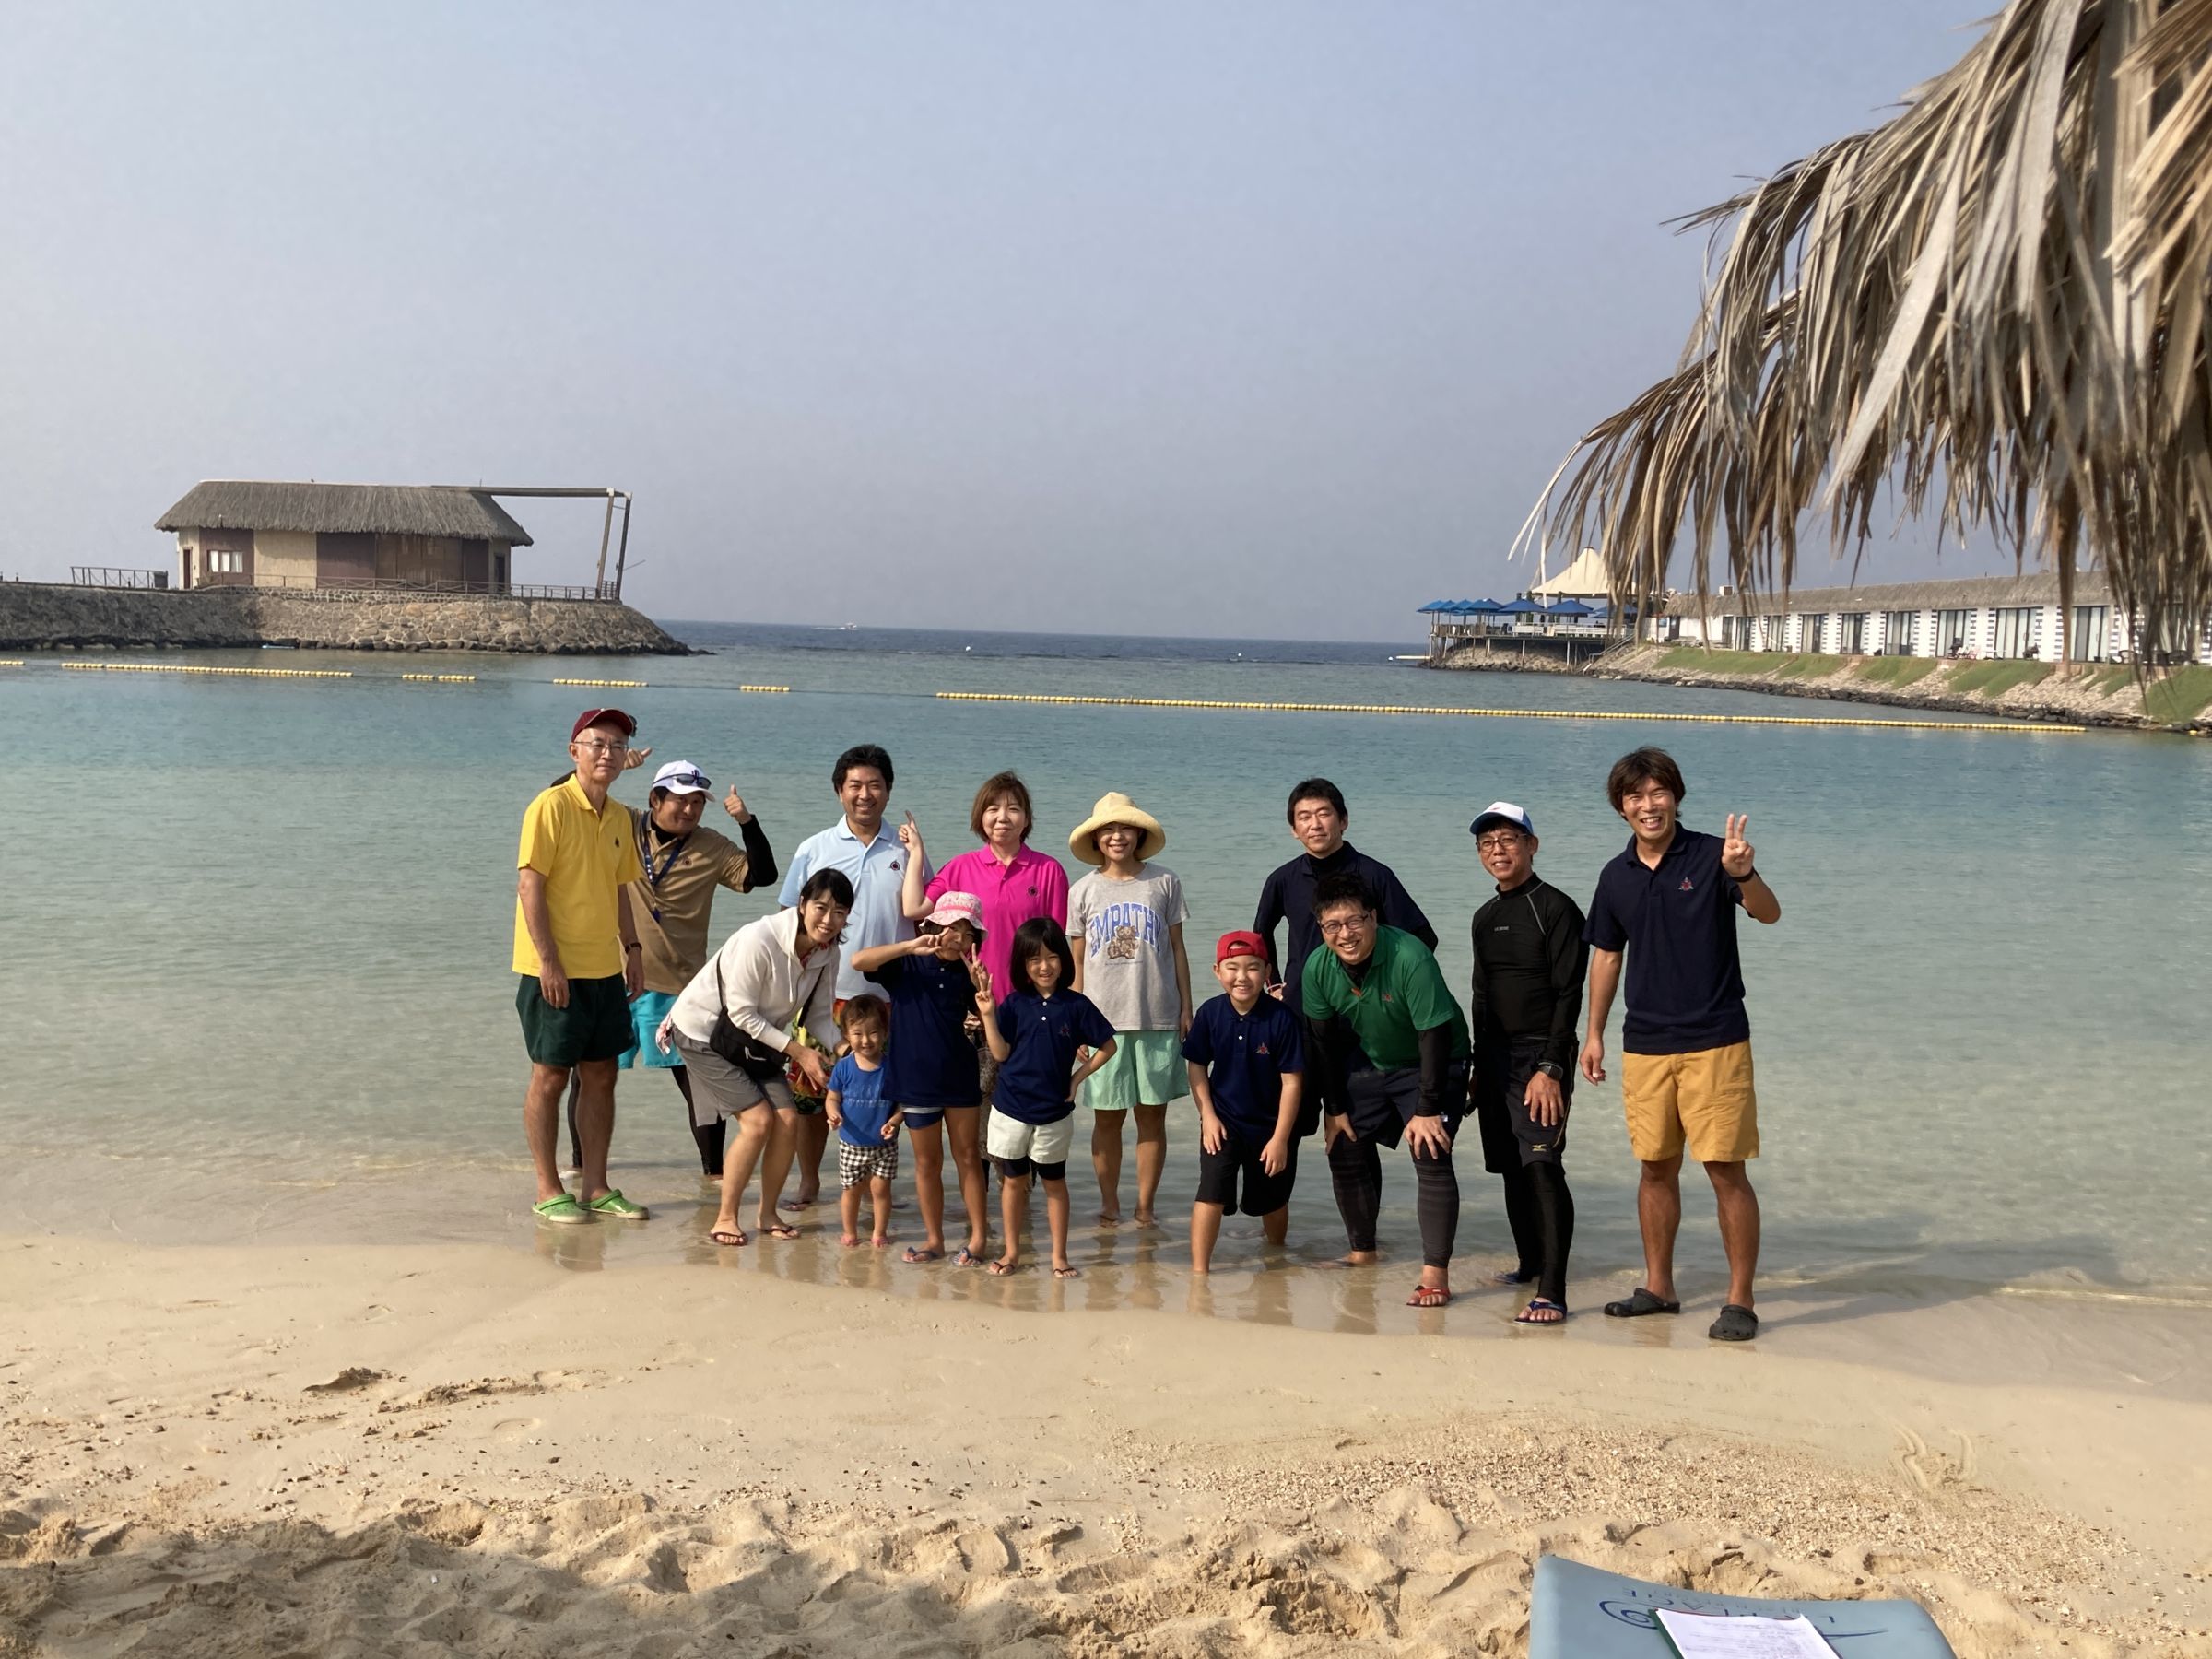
[1324,1250,1381,1269]
[1096,1210,1121,1226]
[1133,1209,1159,1227]
[841,1232,861,1248]
[872,1234,891,1249]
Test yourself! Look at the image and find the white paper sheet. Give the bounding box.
[1653,1608,1838,1658]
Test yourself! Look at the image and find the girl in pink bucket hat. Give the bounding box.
[850,890,995,1266]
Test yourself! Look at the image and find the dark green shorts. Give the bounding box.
[516,973,633,1067]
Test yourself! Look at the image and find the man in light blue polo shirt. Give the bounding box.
[777,742,932,1208]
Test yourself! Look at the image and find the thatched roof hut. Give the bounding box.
[157,481,533,546]
[156,480,535,594]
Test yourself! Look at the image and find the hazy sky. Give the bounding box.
[0,3,2000,640]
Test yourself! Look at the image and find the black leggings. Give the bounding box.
[1326,1133,1460,1269]
[1500,1159,1574,1307]
[566,1068,722,1174]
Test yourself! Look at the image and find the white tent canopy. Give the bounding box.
[1530,547,1612,599]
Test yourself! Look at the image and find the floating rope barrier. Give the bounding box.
[738,684,790,693]
[553,677,648,688]
[401,673,477,682]
[58,661,353,678]
[932,690,2084,734]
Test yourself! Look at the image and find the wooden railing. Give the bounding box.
[249,575,618,602]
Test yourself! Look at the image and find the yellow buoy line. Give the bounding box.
[59,661,354,678]
[13,661,801,693]
[933,689,2084,735]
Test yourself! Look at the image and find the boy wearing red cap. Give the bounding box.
[1181,931,1305,1273]
[513,709,649,1225]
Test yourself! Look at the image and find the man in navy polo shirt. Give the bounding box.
[1182,931,1305,1272]
[1580,747,1782,1342]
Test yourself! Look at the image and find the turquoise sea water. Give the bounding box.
[6,622,2209,1301]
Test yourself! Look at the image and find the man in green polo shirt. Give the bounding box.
[1302,870,1469,1308]
[514,708,649,1225]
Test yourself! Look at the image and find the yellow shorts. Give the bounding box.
[1620,1042,1758,1164]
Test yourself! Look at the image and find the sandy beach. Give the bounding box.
[5,1230,2209,1657]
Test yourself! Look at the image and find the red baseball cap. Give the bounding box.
[571,707,637,741]
[1216,930,1268,966]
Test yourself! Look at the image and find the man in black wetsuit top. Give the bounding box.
[1466,801,1586,1325]
[1254,777,1435,1126]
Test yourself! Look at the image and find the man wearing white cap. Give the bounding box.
[566,759,777,1179]
[1467,801,1586,1324]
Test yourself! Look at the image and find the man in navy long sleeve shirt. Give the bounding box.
[1254,778,1435,1130]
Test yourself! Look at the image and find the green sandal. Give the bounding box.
[533,1194,591,1226]
[586,1189,650,1221]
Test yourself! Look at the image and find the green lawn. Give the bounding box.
[1654,646,1852,678]
[1945,660,2053,698]
[2145,665,2212,724]
[1656,647,1772,674]
[1854,656,1938,687]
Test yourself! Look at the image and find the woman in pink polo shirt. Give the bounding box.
[899,771,1069,1100]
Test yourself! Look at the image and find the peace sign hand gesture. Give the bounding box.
[1721,813,1756,879]
[967,952,994,1009]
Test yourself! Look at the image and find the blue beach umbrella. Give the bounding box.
[1498,598,1542,616]
[1546,599,1595,617]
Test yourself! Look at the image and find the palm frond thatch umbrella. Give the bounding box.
[1519,0,2212,671]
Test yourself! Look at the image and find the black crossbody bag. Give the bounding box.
[708,958,793,1081]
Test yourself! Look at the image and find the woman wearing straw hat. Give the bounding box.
[1065,792,1193,1227]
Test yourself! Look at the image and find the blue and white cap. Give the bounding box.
[1469,800,1535,838]
[652,759,712,795]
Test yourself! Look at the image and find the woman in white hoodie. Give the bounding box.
[660,867,853,1246]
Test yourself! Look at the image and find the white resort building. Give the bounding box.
[1660,571,2209,665]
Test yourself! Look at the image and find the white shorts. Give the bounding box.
[985,1107,1075,1168]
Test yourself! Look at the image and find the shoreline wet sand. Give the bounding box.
[6,1229,2210,1656]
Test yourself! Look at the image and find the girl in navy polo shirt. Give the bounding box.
[852,893,994,1268]
[975,918,1116,1277]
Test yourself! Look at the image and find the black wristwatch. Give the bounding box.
[1535,1061,1564,1079]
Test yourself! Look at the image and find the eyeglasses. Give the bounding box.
[575,738,629,755]
[1476,834,1524,853]
[1318,914,1372,937]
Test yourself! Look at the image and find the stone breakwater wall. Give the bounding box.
[1434,638,2210,732]
[0,583,693,655]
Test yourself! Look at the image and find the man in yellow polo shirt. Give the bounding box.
[515,708,649,1224]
